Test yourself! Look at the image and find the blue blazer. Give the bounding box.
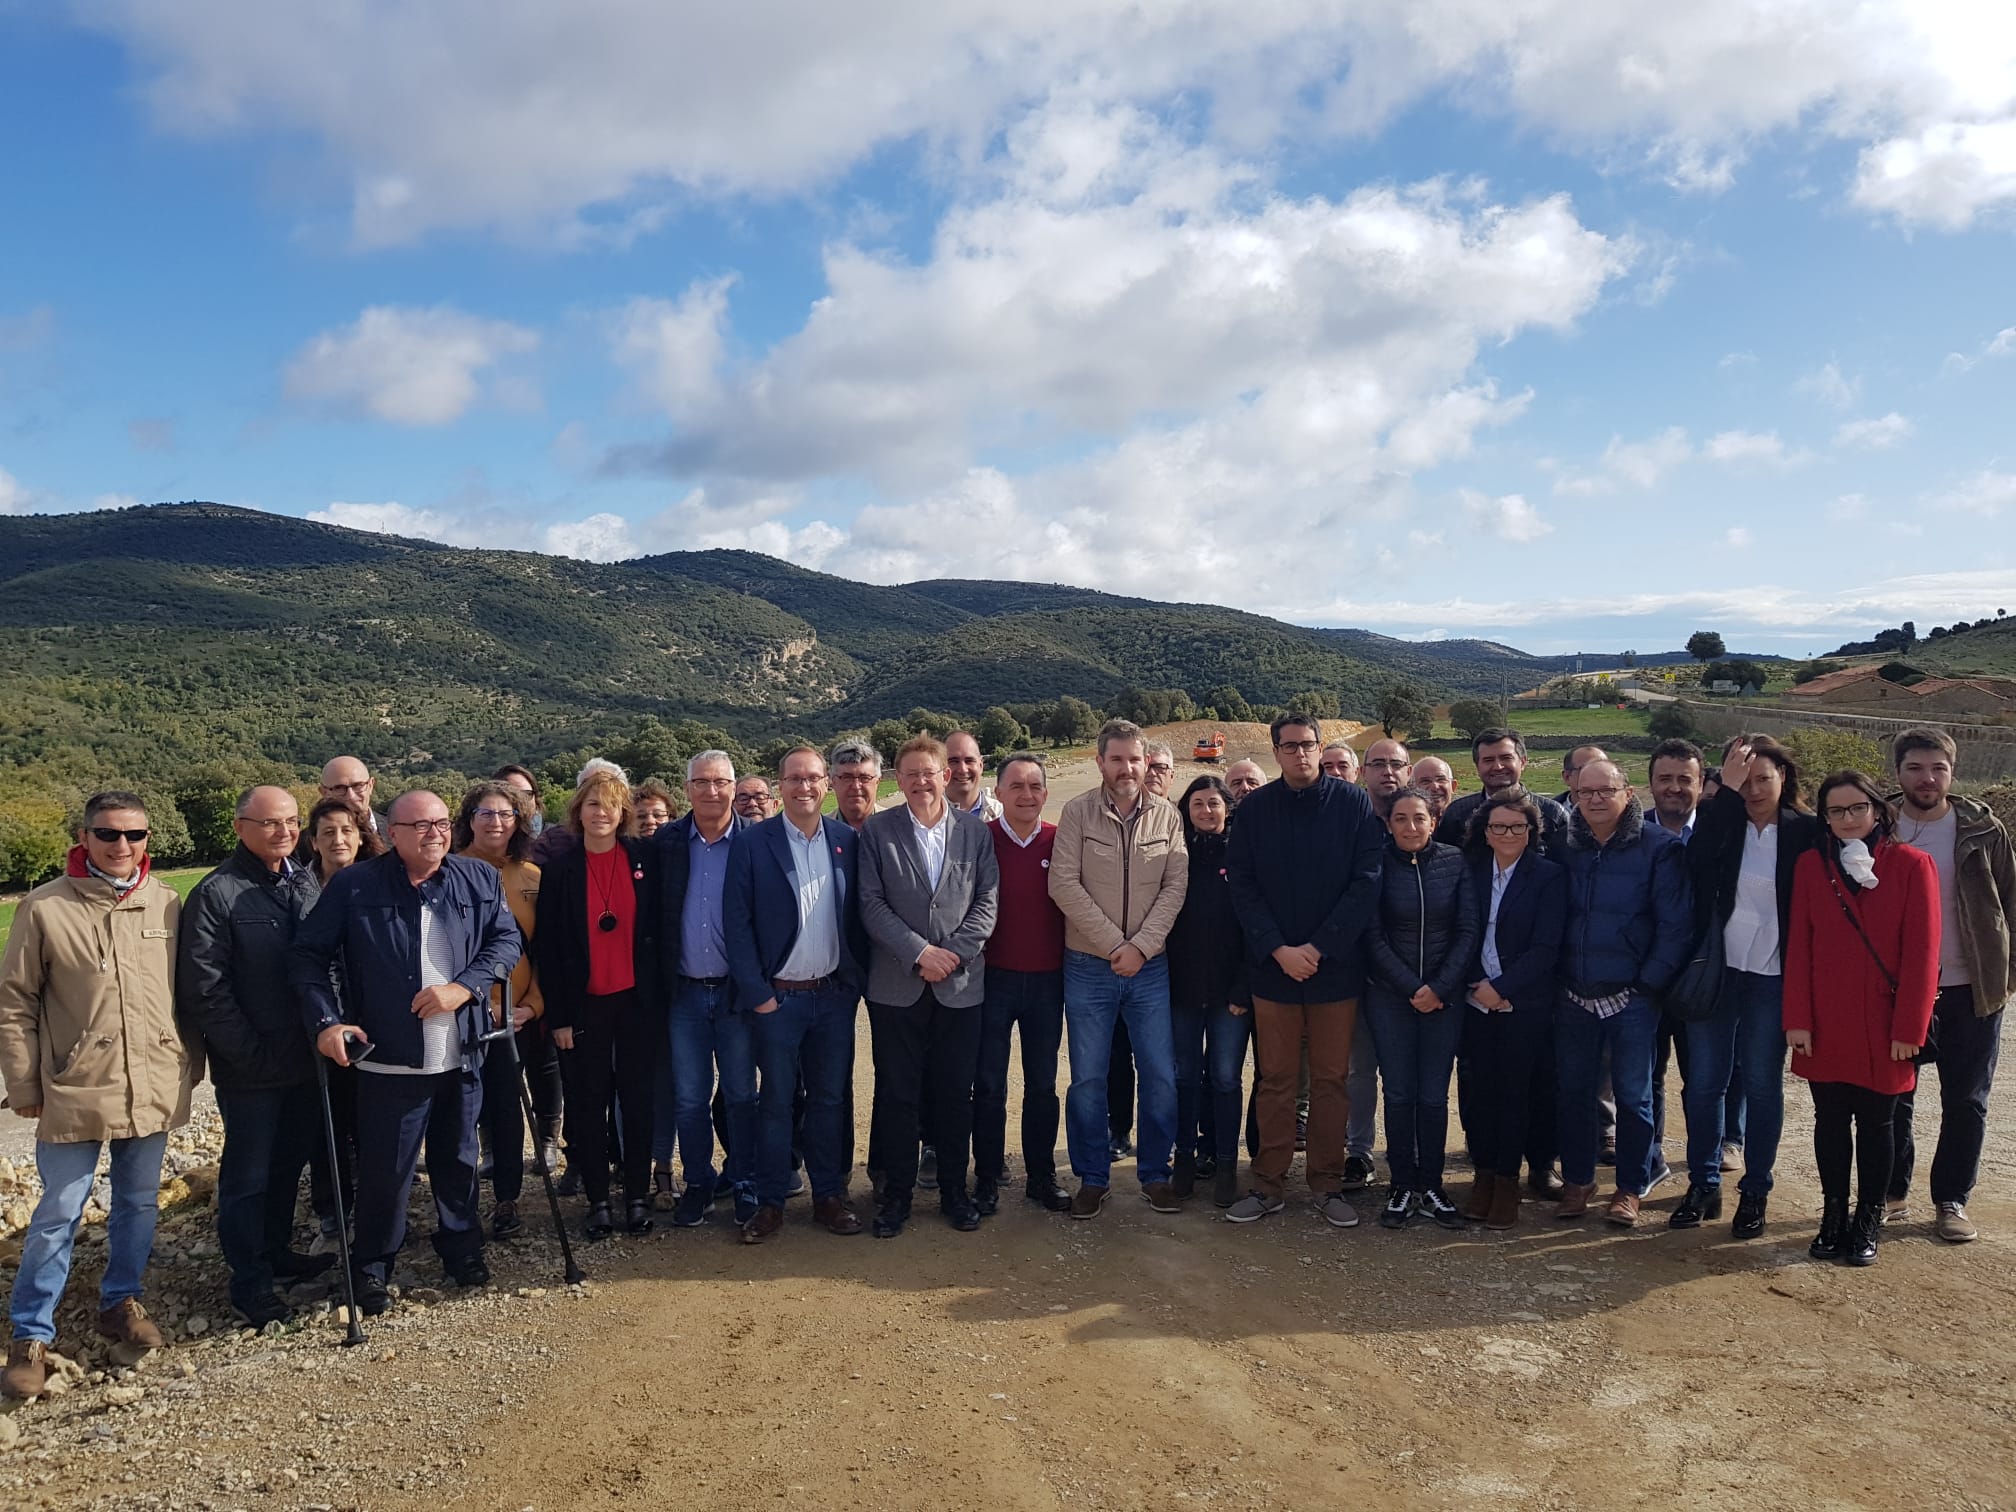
[723,814,868,1008]
[1468,851,1567,1013]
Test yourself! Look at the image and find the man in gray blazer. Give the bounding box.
[858,734,1001,1237]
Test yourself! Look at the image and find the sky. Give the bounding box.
[2,2,2014,656]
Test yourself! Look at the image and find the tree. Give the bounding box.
[1621,650,1638,668]
[975,706,1028,754]
[1686,630,1726,661]
[1284,689,1341,720]
[1047,696,1100,746]
[1793,660,1845,686]
[1110,687,1196,725]
[1781,727,1886,795]
[1702,658,1769,690]
[1208,684,1254,722]
[1376,681,1435,741]
[867,719,912,765]
[1447,698,1502,741]
[1646,703,1697,741]
[905,707,961,739]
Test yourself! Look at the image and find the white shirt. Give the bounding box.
[361,897,460,1075]
[1722,820,1782,976]
[1899,808,1968,985]
[1468,858,1518,1011]
[775,820,841,981]
[911,806,953,891]
[997,818,1044,849]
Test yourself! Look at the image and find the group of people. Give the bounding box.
[0,714,2008,1400]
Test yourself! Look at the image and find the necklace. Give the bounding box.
[587,845,623,934]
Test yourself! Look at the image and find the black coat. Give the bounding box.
[1366,839,1482,1011]
[534,836,662,1031]
[1468,851,1567,1012]
[1226,775,1385,1003]
[1435,788,1572,861]
[1165,830,1251,1012]
[176,846,323,1091]
[1685,784,1821,944]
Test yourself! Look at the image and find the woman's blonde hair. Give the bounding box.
[565,770,635,837]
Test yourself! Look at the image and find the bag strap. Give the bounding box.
[1827,867,1899,994]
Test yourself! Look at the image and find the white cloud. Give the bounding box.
[307,500,496,545]
[1833,412,1915,450]
[1725,526,1752,548]
[283,306,539,426]
[609,278,736,418]
[540,512,642,562]
[1703,429,1810,467]
[1406,529,1446,549]
[1828,492,1871,521]
[1794,361,1858,409]
[0,466,33,514]
[91,493,141,512]
[1461,490,1554,543]
[0,305,56,353]
[1931,470,2016,516]
[79,2,2016,241]
[1718,350,1757,371]
[1554,425,1694,495]
[1944,324,2016,374]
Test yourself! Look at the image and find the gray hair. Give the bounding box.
[576,757,628,787]
[828,738,882,776]
[685,749,735,781]
[1144,740,1174,764]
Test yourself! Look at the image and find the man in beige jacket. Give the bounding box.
[1,792,195,1399]
[1048,719,1188,1218]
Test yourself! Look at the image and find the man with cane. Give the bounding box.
[291,790,520,1317]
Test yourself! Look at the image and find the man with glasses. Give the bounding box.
[177,787,332,1326]
[319,754,389,840]
[1554,760,1691,1227]
[657,751,759,1227]
[291,790,521,1314]
[734,775,778,822]
[1225,714,1384,1226]
[2,792,193,1400]
[830,740,884,832]
[1143,741,1178,800]
[1361,739,1413,819]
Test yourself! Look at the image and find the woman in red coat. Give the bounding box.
[1783,771,1939,1266]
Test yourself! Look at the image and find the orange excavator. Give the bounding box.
[1191,729,1226,764]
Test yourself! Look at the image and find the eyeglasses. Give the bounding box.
[1577,786,1626,800]
[89,827,149,843]
[1485,822,1530,836]
[1825,802,1873,821]
[688,777,735,790]
[392,818,453,836]
[472,807,518,822]
[1275,740,1320,754]
[237,817,302,833]
[1147,762,1174,774]
[323,781,371,795]
[833,773,877,785]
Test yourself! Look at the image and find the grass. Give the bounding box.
[0,866,211,955]
[1435,705,1651,740]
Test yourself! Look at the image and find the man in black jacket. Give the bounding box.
[176,786,331,1325]
[1436,729,1571,857]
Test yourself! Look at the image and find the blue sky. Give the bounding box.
[3,2,2014,655]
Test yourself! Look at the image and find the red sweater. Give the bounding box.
[584,843,639,996]
[987,819,1066,973]
[1783,840,1939,1095]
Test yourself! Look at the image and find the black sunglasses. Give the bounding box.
[89,827,150,843]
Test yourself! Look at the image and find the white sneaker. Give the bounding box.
[1318,1193,1360,1228]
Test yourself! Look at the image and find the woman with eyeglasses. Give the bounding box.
[534,768,663,1239]
[453,781,554,1241]
[295,796,389,1253]
[1166,775,1251,1206]
[1454,787,1566,1228]
[1784,771,1939,1266]
[1365,785,1482,1229]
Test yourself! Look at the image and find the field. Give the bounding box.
[0,866,209,954]
[1432,705,1652,740]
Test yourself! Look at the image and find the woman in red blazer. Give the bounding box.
[1783,770,1939,1267]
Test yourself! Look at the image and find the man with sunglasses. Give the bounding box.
[2,792,194,1400]
[177,786,332,1326]
[290,789,521,1315]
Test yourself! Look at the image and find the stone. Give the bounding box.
[103,1385,145,1407]
[109,1342,151,1368]
[0,1415,20,1449]
[184,1316,210,1337]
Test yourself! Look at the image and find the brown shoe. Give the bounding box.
[1486,1180,1521,1231]
[1555,1182,1596,1221]
[1142,1181,1181,1213]
[1461,1171,1498,1222]
[2,1340,48,1400]
[1069,1184,1108,1220]
[814,1196,862,1236]
[96,1298,167,1350]
[739,1204,785,1244]
[1605,1189,1641,1227]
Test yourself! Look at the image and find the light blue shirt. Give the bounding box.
[910,806,952,891]
[680,821,735,978]
[776,820,841,980]
[1469,858,1518,1010]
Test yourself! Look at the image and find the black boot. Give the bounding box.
[1668,1183,1722,1229]
[1845,1201,1882,1266]
[1809,1196,1849,1260]
[1170,1153,1197,1200]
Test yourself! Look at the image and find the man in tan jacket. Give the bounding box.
[1048,719,1188,1218]
[0,791,194,1399]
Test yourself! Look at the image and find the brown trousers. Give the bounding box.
[1251,996,1357,1198]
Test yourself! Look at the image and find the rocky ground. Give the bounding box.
[3,1011,2012,1512]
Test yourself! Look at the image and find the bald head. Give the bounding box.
[320,755,374,809]
[1411,756,1455,818]
[233,785,300,871]
[1225,759,1266,806]
[1362,739,1412,806]
[1562,745,1609,785]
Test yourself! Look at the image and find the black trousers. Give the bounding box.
[1811,1080,1897,1209]
[558,990,658,1206]
[972,966,1065,1186]
[215,1084,320,1308]
[352,1067,483,1283]
[1889,987,2001,1205]
[308,1061,358,1229]
[869,990,982,1204]
[481,1023,560,1204]
[1108,1016,1135,1142]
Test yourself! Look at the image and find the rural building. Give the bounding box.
[1786,664,2016,718]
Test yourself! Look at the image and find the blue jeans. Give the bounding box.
[1346,1013,1379,1160]
[1062,949,1176,1187]
[9,1133,168,1343]
[1555,994,1660,1192]
[974,967,1065,1186]
[215,1085,319,1308]
[751,985,853,1207]
[1206,1006,1254,1169]
[1684,970,1787,1194]
[669,977,757,1193]
[1364,997,1463,1191]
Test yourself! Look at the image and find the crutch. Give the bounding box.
[313,1038,368,1347]
[477,967,585,1285]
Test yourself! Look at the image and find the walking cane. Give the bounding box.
[313,1037,367,1347]
[478,967,586,1285]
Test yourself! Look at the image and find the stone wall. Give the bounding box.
[1681,700,2016,781]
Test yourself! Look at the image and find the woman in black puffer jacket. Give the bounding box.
[1366,786,1482,1230]
[1166,775,1252,1207]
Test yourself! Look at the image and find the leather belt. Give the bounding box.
[679,974,729,987]
[772,975,838,994]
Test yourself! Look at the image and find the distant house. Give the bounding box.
[1785,664,2016,718]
